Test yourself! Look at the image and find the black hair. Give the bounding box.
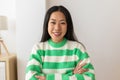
[40,5,78,42]
[40,5,86,49]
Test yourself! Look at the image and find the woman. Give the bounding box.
[25,5,95,80]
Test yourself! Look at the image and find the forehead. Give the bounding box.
[49,11,66,20]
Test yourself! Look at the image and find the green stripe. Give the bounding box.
[81,52,89,60]
[83,63,94,69]
[84,72,95,80]
[37,48,84,56]
[62,74,69,80]
[76,50,89,59]
[26,65,41,73]
[42,61,76,69]
[37,49,74,56]
[48,38,67,48]
[75,74,85,80]
[65,69,73,75]
[46,74,55,80]
[29,54,42,64]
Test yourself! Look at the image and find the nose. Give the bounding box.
[55,23,61,30]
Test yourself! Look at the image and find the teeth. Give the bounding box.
[54,32,60,34]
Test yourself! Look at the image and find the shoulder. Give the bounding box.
[30,41,48,54]
[32,41,48,50]
[67,40,86,53]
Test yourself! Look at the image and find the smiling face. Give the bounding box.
[48,11,67,42]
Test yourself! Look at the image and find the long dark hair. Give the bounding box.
[40,5,78,42]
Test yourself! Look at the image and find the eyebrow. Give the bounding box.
[50,19,66,21]
[50,19,56,21]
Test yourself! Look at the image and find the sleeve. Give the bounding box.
[25,44,45,80]
[74,49,95,80]
[45,43,95,80]
[67,43,95,80]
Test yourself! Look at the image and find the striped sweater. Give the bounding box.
[25,38,95,80]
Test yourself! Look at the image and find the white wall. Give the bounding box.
[47,0,120,80]
[16,0,46,80]
[0,0,16,54]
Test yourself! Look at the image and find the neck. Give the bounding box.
[51,38,63,43]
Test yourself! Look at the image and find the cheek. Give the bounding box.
[63,26,67,34]
[48,22,51,31]
[48,26,51,34]
[48,25,53,35]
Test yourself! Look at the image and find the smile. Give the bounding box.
[53,32,61,36]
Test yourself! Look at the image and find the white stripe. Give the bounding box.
[36,40,86,53]
[69,75,77,80]
[83,75,91,80]
[42,68,74,74]
[67,41,86,53]
[78,58,90,66]
[31,43,40,54]
[25,71,36,80]
[55,74,62,80]
[27,59,42,68]
[88,69,95,74]
[43,55,78,62]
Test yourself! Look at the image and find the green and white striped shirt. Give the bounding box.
[26,38,95,80]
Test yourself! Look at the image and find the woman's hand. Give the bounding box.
[35,75,46,80]
[73,61,88,74]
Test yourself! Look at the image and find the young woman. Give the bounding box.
[25,5,95,80]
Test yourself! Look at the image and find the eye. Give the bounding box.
[51,22,56,24]
[61,22,65,24]
[60,21,66,24]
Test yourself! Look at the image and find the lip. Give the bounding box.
[53,32,61,36]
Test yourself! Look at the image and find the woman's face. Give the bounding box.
[48,11,67,42]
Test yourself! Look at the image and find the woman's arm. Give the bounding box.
[35,53,95,80]
[25,44,45,80]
